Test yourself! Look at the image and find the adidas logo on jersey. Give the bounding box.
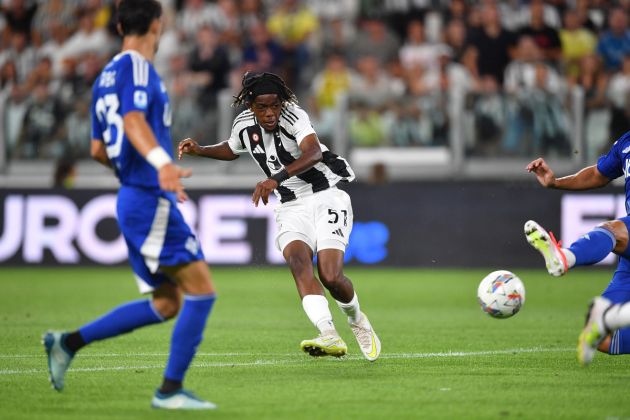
[332,228,344,238]
[253,145,265,154]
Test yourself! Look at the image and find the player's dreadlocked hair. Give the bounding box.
[232,72,298,108]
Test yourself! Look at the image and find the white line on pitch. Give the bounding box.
[0,347,573,376]
[0,352,296,359]
[378,347,574,359]
[0,347,572,359]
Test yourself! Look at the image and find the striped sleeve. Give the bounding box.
[119,54,151,116]
[288,105,316,145]
[227,116,250,155]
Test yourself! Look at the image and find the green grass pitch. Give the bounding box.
[1,266,630,419]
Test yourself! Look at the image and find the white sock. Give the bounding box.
[302,295,337,336]
[562,248,576,268]
[604,302,630,331]
[336,293,361,324]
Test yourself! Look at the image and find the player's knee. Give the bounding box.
[152,295,181,320]
[165,261,215,296]
[599,220,628,245]
[318,266,344,289]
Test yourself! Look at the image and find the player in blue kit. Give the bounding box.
[524,130,630,366]
[42,0,217,410]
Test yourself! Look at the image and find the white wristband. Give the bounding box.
[146,147,172,170]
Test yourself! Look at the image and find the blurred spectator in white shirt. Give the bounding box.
[608,54,630,141]
[309,0,357,22]
[58,7,112,73]
[154,6,184,80]
[2,84,29,160]
[37,21,69,77]
[399,19,447,76]
[0,30,35,82]
[176,0,219,42]
[504,36,563,95]
[30,0,75,46]
[350,54,404,107]
[425,47,475,95]
[503,37,569,155]
[499,0,560,32]
[309,0,357,62]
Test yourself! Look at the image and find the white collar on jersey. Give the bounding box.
[114,49,148,62]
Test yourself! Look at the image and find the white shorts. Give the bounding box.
[275,187,353,254]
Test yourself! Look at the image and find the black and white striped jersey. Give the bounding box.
[227,103,355,203]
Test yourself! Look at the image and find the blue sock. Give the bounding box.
[79,299,164,344]
[164,294,216,382]
[568,227,616,266]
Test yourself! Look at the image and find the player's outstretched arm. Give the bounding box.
[124,111,191,202]
[252,134,322,207]
[178,138,239,161]
[527,158,610,190]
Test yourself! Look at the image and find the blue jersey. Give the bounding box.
[597,131,630,214]
[90,50,202,292]
[594,131,630,356]
[91,50,173,188]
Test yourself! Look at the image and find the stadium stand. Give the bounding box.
[0,0,629,187]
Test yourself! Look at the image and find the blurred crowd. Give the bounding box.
[0,0,629,163]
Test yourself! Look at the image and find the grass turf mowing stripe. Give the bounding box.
[0,347,573,375]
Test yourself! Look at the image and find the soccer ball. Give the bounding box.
[477,270,526,319]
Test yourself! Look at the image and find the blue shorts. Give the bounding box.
[605,215,630,302]
[117,185,204,293]
[602,268,630,303]
[600,216,630,354]
[602,265,630,355]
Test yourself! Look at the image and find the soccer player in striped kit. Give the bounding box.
[43,0,218,409]
[178,72,381,361]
